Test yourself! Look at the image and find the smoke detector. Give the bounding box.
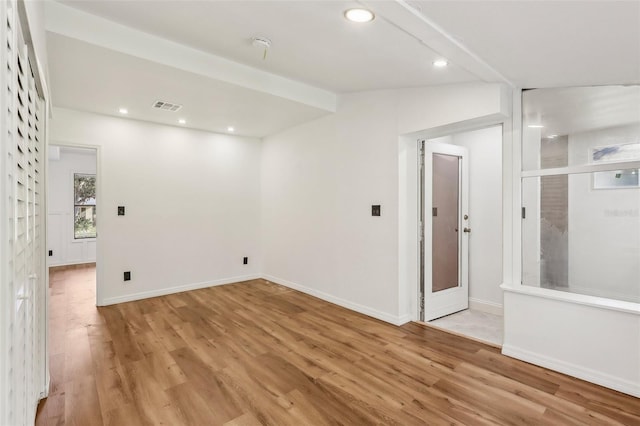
[252,36,271,60]
[252,36,271,49]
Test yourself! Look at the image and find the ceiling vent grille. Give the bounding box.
[152,100,183,112]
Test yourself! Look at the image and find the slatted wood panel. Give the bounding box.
[0,1,11,421]
[1,1,46,424]
[4,2,21,422]
[37,267,640,425]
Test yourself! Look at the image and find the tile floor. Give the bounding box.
[429,309,503,346]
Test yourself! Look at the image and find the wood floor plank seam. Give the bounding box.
[36,267,640,426]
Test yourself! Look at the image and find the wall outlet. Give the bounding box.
[118,206,125,216]
[372,205,381,216]
[243,257,248,265]
[48,250,53,256]
[124,271,131,281]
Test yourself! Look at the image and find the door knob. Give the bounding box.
[463,227,471,233]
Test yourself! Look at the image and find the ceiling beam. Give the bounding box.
[44,1,337,112]
[362,0,514,87]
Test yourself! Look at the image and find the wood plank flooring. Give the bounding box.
[36,265,639,425]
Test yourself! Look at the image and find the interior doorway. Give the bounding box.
[47,145,98,301]
[418,125,503,346]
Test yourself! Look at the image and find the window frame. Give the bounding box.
[73,173,97,240]
[518,87,640,305]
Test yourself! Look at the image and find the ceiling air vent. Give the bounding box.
[152,100,183,112]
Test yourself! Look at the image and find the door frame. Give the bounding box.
[419,141,470,321]
[46,142,102,307]
[399,119,507,323]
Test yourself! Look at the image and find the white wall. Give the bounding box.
[262,83,507,324]
[49,107,262,305]
[568,124,640,302]
[503,289,640,397]
[47,146,97,266]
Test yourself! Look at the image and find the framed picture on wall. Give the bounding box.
[591,143,640,189]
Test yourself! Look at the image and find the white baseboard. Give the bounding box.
[99,274,261,306]
[469,298,503,316]
[396,313,412,325]
[502,344,640,398]
[263,274,409,326]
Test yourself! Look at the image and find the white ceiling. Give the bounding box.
[47,33,330,138]
[56,0,480,93]
[523,85,640,138]
[45,1,640,137]
[416,1,640,88]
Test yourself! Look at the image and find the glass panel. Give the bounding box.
[74,174,96,205]
[74,174,96,239]
[522,85,640,171]
[522,170,640,303]
[74,205,96,239]
[432,153,460,293]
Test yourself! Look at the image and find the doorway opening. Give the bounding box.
[47,145,98,302]
[418,125,503,346]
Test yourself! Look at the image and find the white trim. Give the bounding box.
[510,88,523,287]
[502,344,640,398]
[263,274,410,326]
[522,160,640,178]
[48,260,95,268]
[44,1,336,113]
[468,298,503,316]
[396,313,412,325]
[99,274,261,306]
[501,283,640,315]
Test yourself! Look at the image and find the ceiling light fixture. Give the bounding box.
[227,126,235,132]
[433,59,448,68]
[119,108,128,114]
[344,8,375,23]
[528,124,544,128]
[548,134,558,138]
[178,119,186,125]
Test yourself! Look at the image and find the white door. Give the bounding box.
[1,4,46,423]
[420,141,469,321]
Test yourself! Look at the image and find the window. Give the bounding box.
[74,174,96,239]
[521,85,640,303]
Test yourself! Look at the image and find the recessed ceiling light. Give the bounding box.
[548,134,558,138]
[178,119,186,125]
[433,59,448,68]
[528,124,544,128]
[227,126,235,132]
[344,8,375,23]
[119,108,128,114]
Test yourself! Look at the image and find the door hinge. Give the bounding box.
[432,207,437,217]
[522,207,526,219]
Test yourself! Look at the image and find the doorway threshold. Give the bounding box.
[419,309,503,348]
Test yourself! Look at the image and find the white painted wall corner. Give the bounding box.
[263,274,410,326]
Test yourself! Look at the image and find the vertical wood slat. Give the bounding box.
[2,2,19,424]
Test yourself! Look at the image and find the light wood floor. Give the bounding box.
[36,265,639,425]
